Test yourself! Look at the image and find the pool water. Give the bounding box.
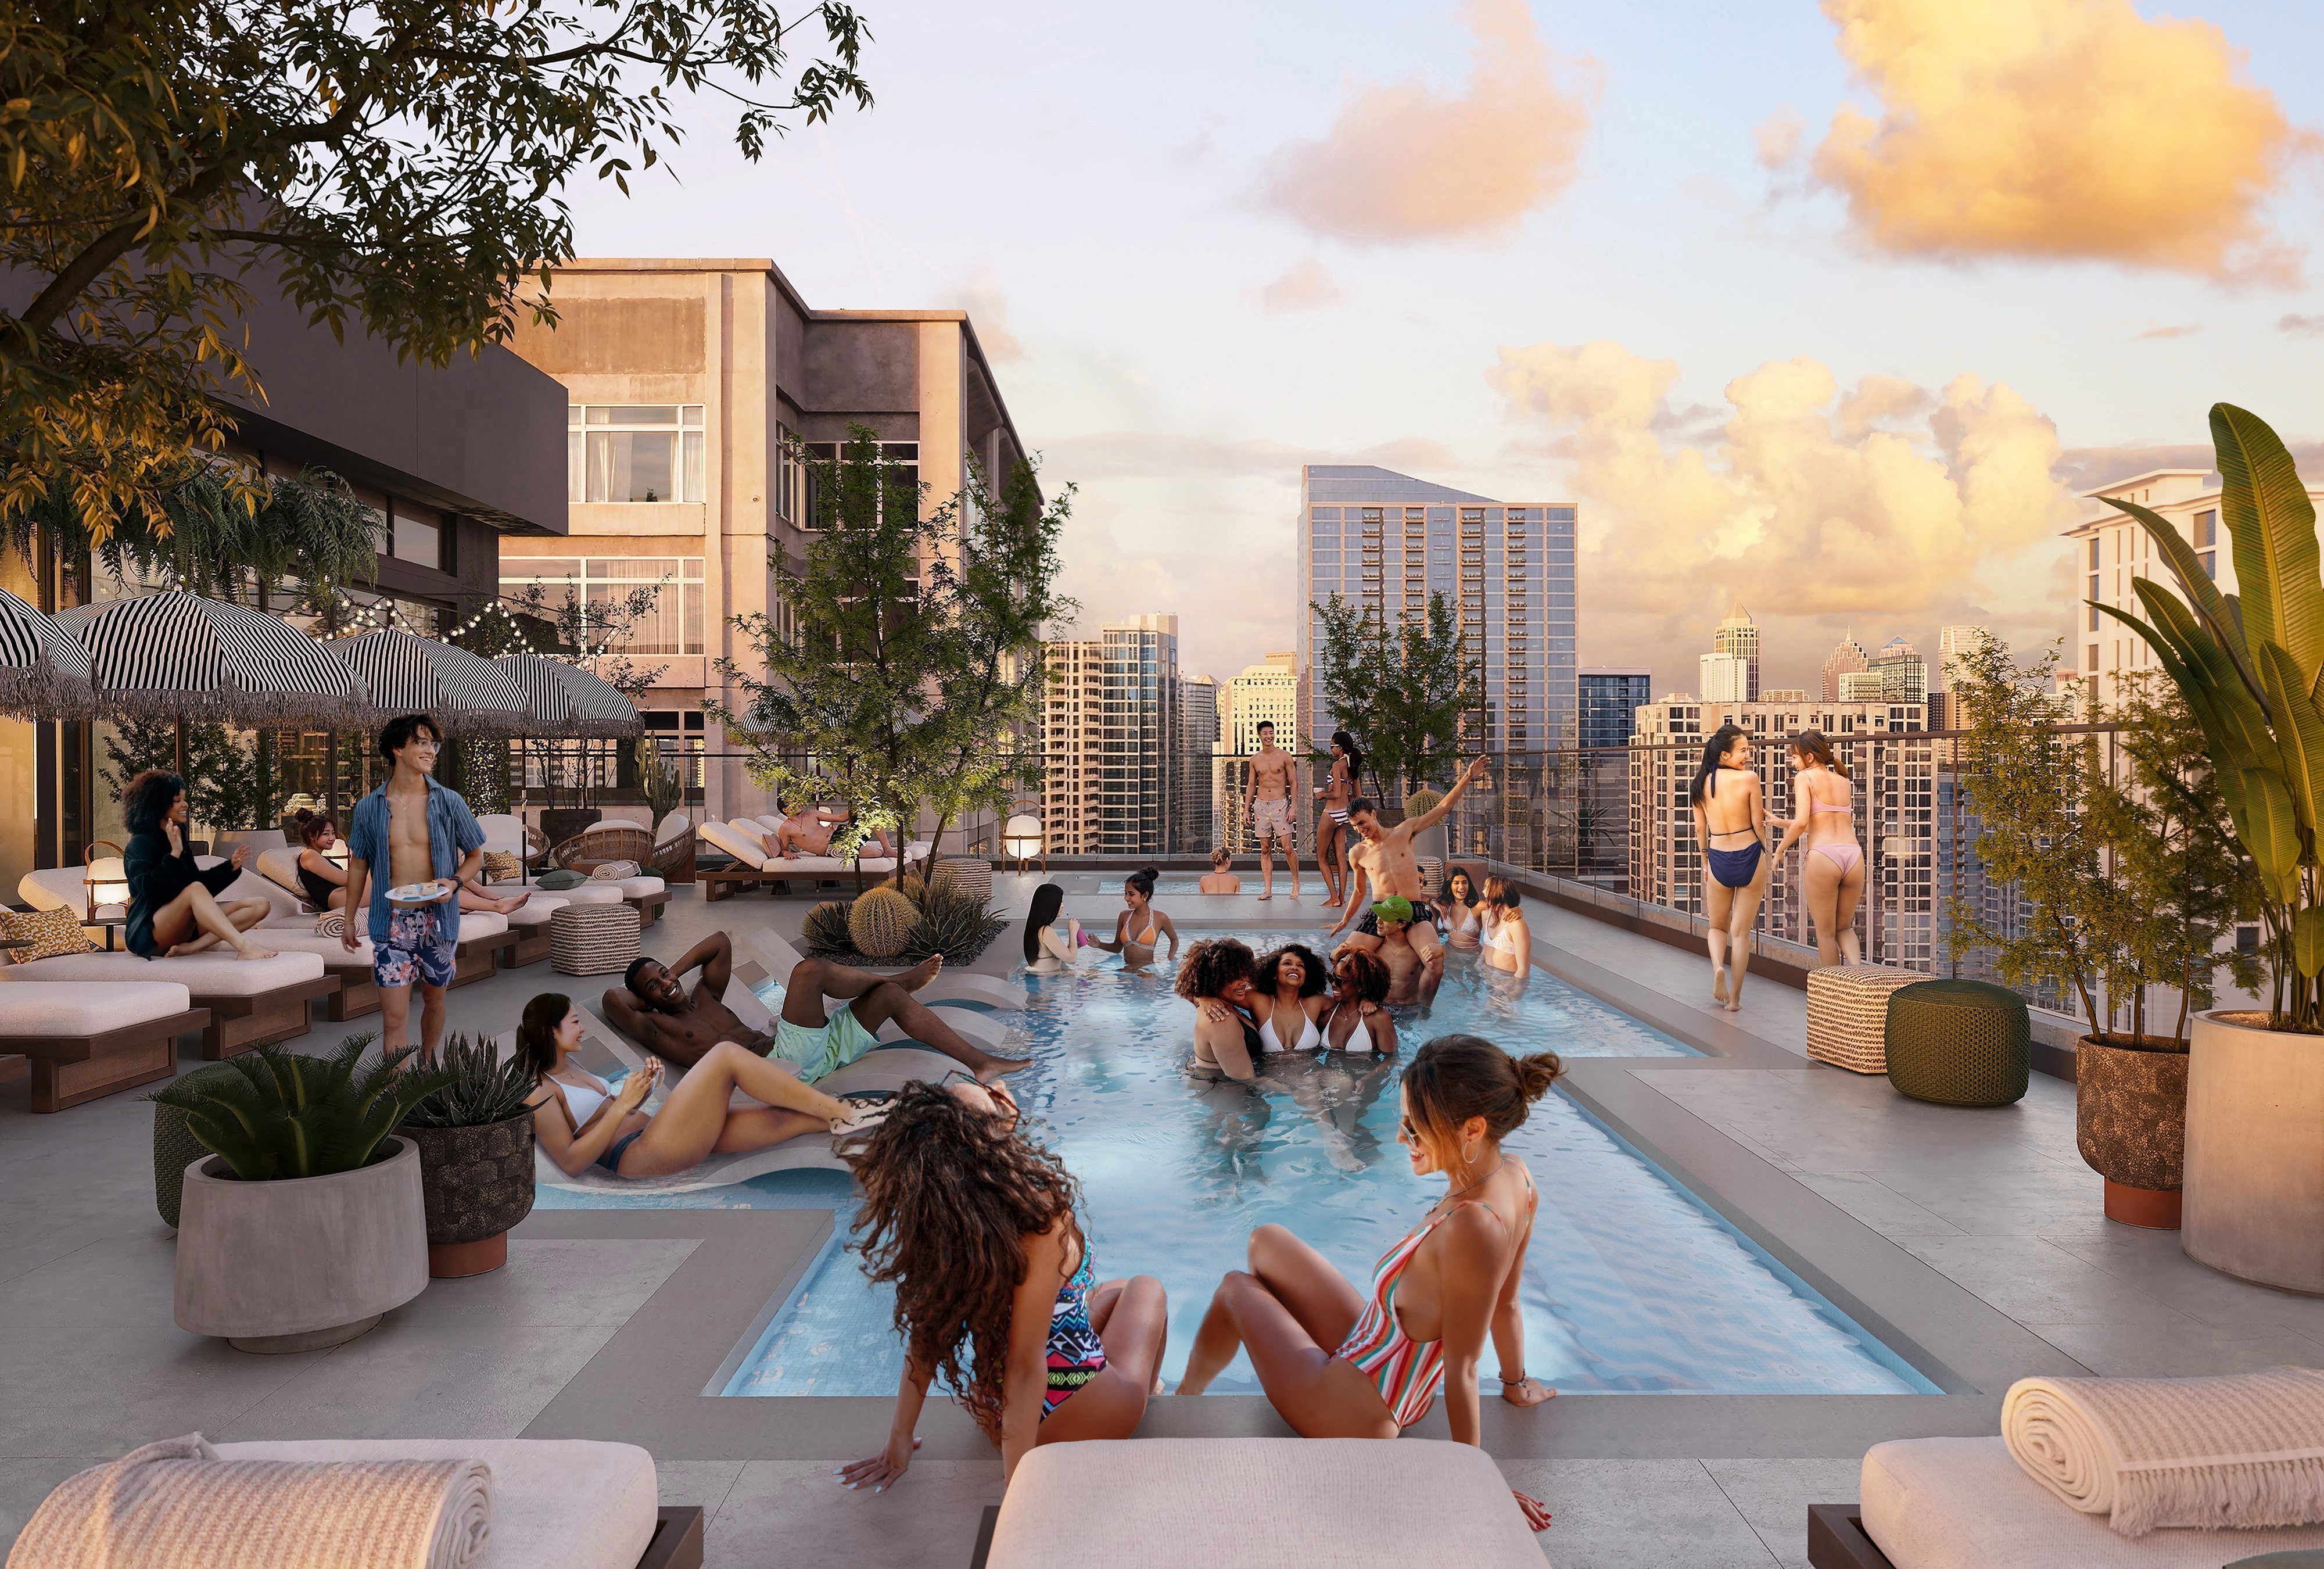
[715,933,1934,1398]
[1092,877,1215,896]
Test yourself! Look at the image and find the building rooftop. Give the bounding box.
[1302,465,1497,504]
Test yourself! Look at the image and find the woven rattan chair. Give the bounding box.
[648,823,697,885]
[1806,965,1928,1074]
[554,825,655,876]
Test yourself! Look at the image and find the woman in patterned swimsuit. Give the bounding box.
[1178,1034,1563,1532]
[839,1077,1170,1492]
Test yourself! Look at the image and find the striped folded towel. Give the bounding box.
[8,1432,493,1569]
[314,912,350,938]
[587,860,641,881]
[2004,1367,2324,1536]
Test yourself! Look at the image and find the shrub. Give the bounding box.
[901,876,1006,963]
[149,1034,454,1180]
[802,899,853,957]
[401,1032,536,1129]
[849,886,917,959]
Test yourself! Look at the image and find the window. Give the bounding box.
[391,501,446,571]
[569,406,705,503]
[2087,539,2100,569]
[500,557,705,654]
[2200,551,2217,579]
[2089,604,2100,632]
[795,440,919,529]
[2195,510,2217,548]
[2088,643,2099,671]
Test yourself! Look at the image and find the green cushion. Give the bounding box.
[1884,979,2031,1106]
[153,1063,249,1228]
[2225,1555,2324,1568]
[536,869,585,890]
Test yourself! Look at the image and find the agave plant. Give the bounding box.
[148,1035,456,1180]
[400,1033,537,1129]
[2100,402,2324,1031]
[900,876,1006,963]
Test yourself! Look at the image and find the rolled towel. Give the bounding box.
[2003,1367,2324,1537]
[8,1432,493,1569]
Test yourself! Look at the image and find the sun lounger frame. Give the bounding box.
[12,1005,209,1112]
[1806,1504,1892,1569]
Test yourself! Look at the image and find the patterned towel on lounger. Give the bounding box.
[2003,1367,2324,1536]
[8,1432,494,1569]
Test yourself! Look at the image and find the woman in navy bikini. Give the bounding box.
[1773,730,1864,968]
[1690,724,1770,1013]
[840,1077,1170,1492]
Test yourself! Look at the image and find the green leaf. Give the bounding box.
[2261,641,2324,843]
[2242,766,2304,903]
[2297,907,2324,979]
[2214,403,2324,690]
[2102,495,2252,680]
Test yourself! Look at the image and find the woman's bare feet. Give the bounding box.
[1712,967,1729,1006]
[235,943,279,961]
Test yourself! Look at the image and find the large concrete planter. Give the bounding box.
[174,1136,429,1352]
[2183,1010,2324,1294]
[397,1115,536,1278]
[2074,1035,2188,1230]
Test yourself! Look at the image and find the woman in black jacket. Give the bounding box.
[121,769,277,960]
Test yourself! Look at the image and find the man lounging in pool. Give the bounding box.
[604,931,1030,1081]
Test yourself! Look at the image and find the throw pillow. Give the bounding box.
[587,860,641,881]
[480,851,523,882]
[537,869,585,891]
[314,912,350,938]
[4,906,96,963]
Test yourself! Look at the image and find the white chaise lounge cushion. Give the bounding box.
[608,875,665,900]
[505,896,568,929]
[210,1438,657,1569]
[0,950,324,996]
[20,865,113,920]
[458,912,511,940]
[254,847,307,898]
[696,821,772,870]
[551,882,625,904]
[654,810,690,846]
[986,1438,1542,1568]
[1860,1436,2324,1569]
[257,932,376,966]
[0,980,192,1036]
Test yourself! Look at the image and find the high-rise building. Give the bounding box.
[1820,632,1871,701]
[1225,653,1300,850]
[1714,602,1760,700]
[1177,674,1220,854]
[1297,466,1577,757]
[1577,669,1654,751]
[1577,669,1652,887]
[1838,669,1885,701]
[1040,615,1181,857]
[1698,651,1749,704]
[1936,625,1990,691]
[1875,636,1928,702]
[1040,639,1105,856]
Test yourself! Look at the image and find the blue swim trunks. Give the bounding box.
[375,904,457,990]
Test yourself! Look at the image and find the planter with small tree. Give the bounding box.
[154,1037,453,1352]
[397,1033,539,1278]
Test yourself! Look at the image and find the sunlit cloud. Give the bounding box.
[1807,0,2308,281]
[2280,314,2324,337]
[1755,106,1803,170]
[950,264,1023,361]
[1259,0,1594,245]
[2134,324,2204,341]
[1487,339,2077,680]
[1256,257,1346,314]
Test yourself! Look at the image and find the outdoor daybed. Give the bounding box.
[973,1438,1543,1568]
[692,819,926,900]
[0,980,207,1112]
[13,1436,700,1569]
[0,914,333,1058]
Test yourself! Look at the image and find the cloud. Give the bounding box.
[1259,0,1593,245]
[1256,257,1346,314]
[2135,324,2203,341]
[1755,106,1804,169]
[1487,339,2079,680]
[951,265,1023,361]
[1806,0,2308,281]
[2282,314,2324,336]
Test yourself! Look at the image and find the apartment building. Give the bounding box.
[504,259,1025,830]
[1225,652,1300,851]
[1041,640,1106,855]
[1629,692,1932,966]
[1699,651,1749,704]
[1178,674,1221,855]
[1039,616,1183,858]
[1577,668,1652,887]
[1714,603,1760,700]
[1820,633,1871,701]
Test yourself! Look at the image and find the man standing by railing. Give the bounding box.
[1244,720,1303,901]
[1326,756,1490,1009]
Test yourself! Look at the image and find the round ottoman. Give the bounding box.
[551,902,641,976]
[1885,979,2031,1106]
[155,1062,248,1228]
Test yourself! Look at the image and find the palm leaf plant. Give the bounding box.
[149,1035,455,1180]
[400,1033,536,1129]
[2097,402,2324,1031]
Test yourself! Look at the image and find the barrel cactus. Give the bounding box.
[849,886,918,959]
[1403,787,1444,819]
[802,900,852,957]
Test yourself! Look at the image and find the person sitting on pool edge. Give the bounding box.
[602,930,1030,1081]
[1199,848,1241,895]
[1365,898,1429,1009]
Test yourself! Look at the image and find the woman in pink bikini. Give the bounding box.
[1177,1034,1560,1532]
[1774,730,1863,967]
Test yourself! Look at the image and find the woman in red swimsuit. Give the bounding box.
[1178,1034,1561,1531]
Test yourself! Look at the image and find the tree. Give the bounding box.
[0,1,874,539]
[100,714,265,833]
[1310,590,1480,802]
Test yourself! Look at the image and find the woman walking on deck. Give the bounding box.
[1773,731,1864,968]
[1691,724,1770,1013]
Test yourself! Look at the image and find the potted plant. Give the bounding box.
[2103,402,2324,1289]
[1948,640,2251,1230]
[397,1033,539,1279]
[153,1036,452,1352]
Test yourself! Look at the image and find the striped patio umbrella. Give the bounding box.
[328,629,533,735]
[496,653,643,738]
[0,586,97,719]
[56,590,366,726]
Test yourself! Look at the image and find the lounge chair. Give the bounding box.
[974,1438,1543,1568]
[502,894,569,967]
[0,943,332,1059]
[478,811,550,883]
[693,821,776,901]
[741,927,1028,1012]
[726,958,1015,1052]
[548,825,672,927]
[0,980,209,1112]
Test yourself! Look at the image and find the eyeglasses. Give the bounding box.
[1398,1115,1420,1144]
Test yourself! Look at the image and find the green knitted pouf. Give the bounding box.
[1885,979,2031,1106]
[153,1062,246,1228]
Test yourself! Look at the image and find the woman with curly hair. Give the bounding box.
[1251,943,1328,1055]
[120,769,275,960]
[1177,937,1265,1080]
[839,1078,1168,1491]
[1179,1033,1562,1531]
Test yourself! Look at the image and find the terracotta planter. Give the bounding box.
[175,1137,428,1352]
[397,1115,537,1278]
[2074,1034,2188,1230]
[2183,1009,2324,1293]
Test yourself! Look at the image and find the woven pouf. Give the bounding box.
[155,1062,246,1228]
[1885,978,2031,1106]
[551,901,642,976]
[932,857,993,905]
[1806,965,1927,1074]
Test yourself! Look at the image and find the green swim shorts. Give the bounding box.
[772,1004,878,1081]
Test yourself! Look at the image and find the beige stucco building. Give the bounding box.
[504,259,1027,831]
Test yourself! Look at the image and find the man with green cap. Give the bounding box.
[1362,895,1429,1008]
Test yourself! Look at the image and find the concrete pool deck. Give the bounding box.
[6,872,2323,1567]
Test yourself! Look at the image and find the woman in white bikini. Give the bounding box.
[1690,725,1770,1013]
[1321,948,1397,1055]
[1773,730,1864,968]
[1251,944,1328,1055]
[1314,730,1362,909]
[1479,877,1530,976]
[1436,866,1484,952]
[1081,866,1178,969]
[521,993,876,1178]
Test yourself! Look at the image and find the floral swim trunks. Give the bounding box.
[375,904,457,990]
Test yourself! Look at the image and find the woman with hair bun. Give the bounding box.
[1179,1033,1561,1530]
[1079,865,1178,969]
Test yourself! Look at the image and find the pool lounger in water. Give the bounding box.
[741,929,1029,1012]
[727,958,1013,1053]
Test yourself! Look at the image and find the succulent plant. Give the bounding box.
[803,898,853,956]
[849,885,917,959]
[1403,787,1444,818]
[401,1032,536,1129]
[149,1034,454,1181]
[900,876,1006,962]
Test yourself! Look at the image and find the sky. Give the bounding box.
[562,0,2324,694]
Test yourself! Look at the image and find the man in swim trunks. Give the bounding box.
[1243,720,1301,901]
[1326,755,1489,1011]
[604,931,1029,1081]
[1363,898,1428,1007]
[769,801,895,862]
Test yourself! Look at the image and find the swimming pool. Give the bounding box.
[713,933,1935,1398]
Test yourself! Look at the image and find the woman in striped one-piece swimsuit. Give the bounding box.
[1177,1034,1563,1533]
